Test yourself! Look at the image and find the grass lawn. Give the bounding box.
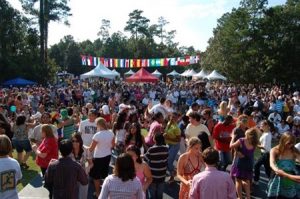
[12,151,40,192]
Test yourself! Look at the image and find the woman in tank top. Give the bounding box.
[177,137,204,199]
[126,145,152,194]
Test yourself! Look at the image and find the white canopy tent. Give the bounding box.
[80,63,118,79]
[185,69,197,77]
[152,69,162,77]
[180,69,191,76]
[111,69,120,77]
[167,70,180,77]
[193,69,208,79]
[206,70,227,81]
[124,69,135,76]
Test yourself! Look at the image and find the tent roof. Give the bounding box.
[193,69,208,78]
[3,77,37,86]
[185,69,197,77]
[80,63,118,79]
[152,69,162,75]
[180,69,191,76]
[126,68,159,83]
[206,70,227,80]
[124,69,135,75]
[181,69,196,77]
[111,69,120,77]
[152,69,162,77]
[167,70,180,76]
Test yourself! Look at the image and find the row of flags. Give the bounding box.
[81,55,200,68]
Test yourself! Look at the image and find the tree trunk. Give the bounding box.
[44,0,48,73]
[39,0,45,69]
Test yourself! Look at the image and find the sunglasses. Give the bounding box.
[72,140,79,143]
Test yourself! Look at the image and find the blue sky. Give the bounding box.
[7,0,286,51]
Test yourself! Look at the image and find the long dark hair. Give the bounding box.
[71,133,84,159]
[114,153,136,182]
[113,111,127,133]
[16,115,26,126]
[125,123,143,148]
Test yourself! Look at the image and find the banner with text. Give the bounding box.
[80,55,200,68]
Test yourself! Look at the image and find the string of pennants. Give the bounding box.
[81,55,200,68]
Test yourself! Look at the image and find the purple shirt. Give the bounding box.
[190,166,236,199]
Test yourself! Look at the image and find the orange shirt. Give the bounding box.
[247,118,256,128]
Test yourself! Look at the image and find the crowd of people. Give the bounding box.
[0,79,300,199]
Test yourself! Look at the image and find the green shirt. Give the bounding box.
[165,122,181,145]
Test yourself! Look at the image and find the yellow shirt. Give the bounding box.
[165,123,181,145]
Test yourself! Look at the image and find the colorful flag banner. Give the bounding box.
[80,55,200,67]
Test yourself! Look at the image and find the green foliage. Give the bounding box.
[19,0,71,83]
[124,9,150,40]
[0,0,41,83]
[202,0,300,83]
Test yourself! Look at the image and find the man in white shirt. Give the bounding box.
[268,111,282,126]
[148,97,168,119]
[185,112,211,143]
[78,109,98,147]
[238,91,248,107]
[293,100,300,114]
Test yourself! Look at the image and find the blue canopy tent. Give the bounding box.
[2,78,37,86]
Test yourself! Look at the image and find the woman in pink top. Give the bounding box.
[145,112,164,148]
[126,145,152,193]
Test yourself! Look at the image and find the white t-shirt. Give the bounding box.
[238,95,248,106]
[92,130,114,158]
[0,157,22,199]
[185,123,210,139]
[115,129,126,144]
[118,103,130,113]
[148,103,168,119]
[79,119,97,147]
[276,123,290,134]
[102,105,110,115]
[259,132,272,153]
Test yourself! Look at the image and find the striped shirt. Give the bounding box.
[144,145,168,183]
[99,175,143,199]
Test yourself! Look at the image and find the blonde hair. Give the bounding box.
[218,101,228,115]
[277,132,298,155]
[245,128,259,147]
[188,137,202,149]
[0,135,12,156]
[96,117,107,130]
[41,124,54,138]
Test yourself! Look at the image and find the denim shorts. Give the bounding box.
[12,139,32,153]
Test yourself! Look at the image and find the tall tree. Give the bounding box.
[20,0,71,79]
[97,19,111,43]
[124,9,150,40]
[0,0,40,82]
[157,16,169,44]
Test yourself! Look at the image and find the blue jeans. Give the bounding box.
[167,143,180,174]
[148,182,164,199]
[219,151,231,171]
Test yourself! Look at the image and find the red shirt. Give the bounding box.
[213,123,235,152]
[36,137,58,168]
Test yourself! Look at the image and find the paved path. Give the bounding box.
[19,165,269,199]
